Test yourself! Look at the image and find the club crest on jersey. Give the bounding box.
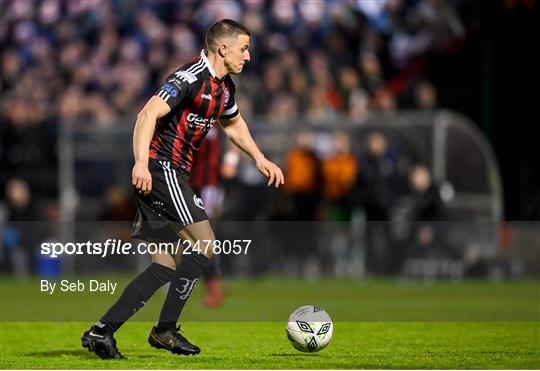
[223,88,230,105]
[201,93,212,100]
[193,195,204,209]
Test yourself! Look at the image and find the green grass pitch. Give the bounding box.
[1,278,539,369]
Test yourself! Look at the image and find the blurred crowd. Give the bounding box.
[0,0,461,125]
[0,0,463,182]
[1,0,471,276]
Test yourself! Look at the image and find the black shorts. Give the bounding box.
[132,159,208,242]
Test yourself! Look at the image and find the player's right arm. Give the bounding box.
[132,96,171,195]
[133,69,195,194]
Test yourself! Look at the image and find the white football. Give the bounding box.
[285,305,333,352]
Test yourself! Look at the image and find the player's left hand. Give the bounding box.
[255,157,285,188]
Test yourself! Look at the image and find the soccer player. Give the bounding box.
[82,19,284,359]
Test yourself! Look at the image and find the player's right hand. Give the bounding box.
[255,157,285,188]
[132,162,152,195]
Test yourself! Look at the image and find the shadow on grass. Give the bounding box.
[269,352,320,357]
[25,350,165,361]
[25,350,100,359]
[129,354,170,360]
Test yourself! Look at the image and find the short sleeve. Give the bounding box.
[220,77,239,120]
[154,69,196,109]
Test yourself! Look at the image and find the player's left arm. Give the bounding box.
[220,114,284,188]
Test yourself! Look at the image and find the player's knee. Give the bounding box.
[183,220,215,239]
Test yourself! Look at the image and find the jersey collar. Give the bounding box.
[200,50,218,79]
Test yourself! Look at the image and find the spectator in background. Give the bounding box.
[280,130,322,278]
[354,131,399,274]
[390,164,449,273]
[268,93,299,125]
[322,131,357,221]
[338,66,363,112]
[359,50,385,95]
[4,178,35,222]
[373,89,398,113]
[409,164,444,211]
[414,79,438,110]
[307,86,340,124]
[2,178,36,277]
[1,49,23,90]
[283,130,321,221]
[285,52,311,112]
[348,89,370,124]
[355,131,398,221]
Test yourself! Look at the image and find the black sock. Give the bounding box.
[202,255,220,280]
[95,263,175,334]
[156,253,209,332]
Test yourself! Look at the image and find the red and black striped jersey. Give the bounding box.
[149,50,239,174]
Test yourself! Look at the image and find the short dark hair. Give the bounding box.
[206,19,251,52]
